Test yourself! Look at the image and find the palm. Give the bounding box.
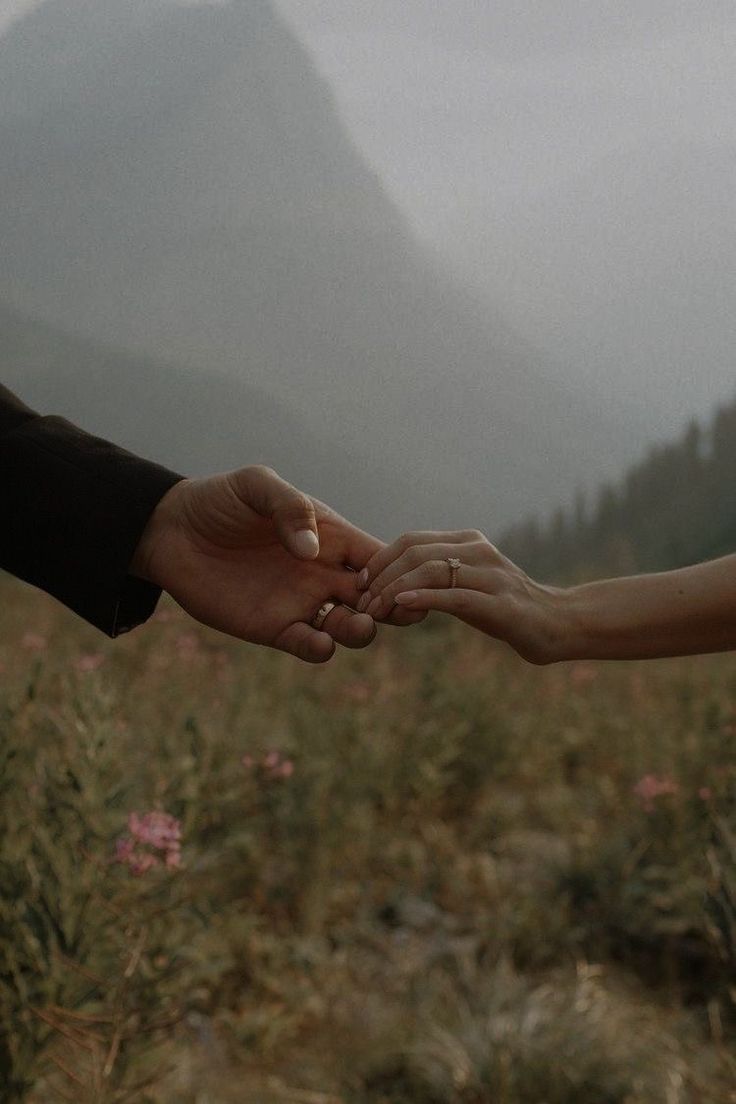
[175,517,364,639]
[149,474,380,661]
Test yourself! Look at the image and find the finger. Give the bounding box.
[320,565,426,627]
[367,562,490,621]
[321,605,377,649]
[357,530,481,593]
[382,606,428,627]
[312,498,384,570]
[394,587,495,632]
[357,542,477,613]
[273,621,336,664]
[230,466,320,560]
[327,566,372,610]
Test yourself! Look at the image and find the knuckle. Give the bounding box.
[453,590,471,614]
[419,560,438,583]
[289,491,313,516]
[480,541,500,563]
[484,567,504,591]
[406,545,424,567]
[247,463,278,481]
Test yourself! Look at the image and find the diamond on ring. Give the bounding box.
[447,557,461,588]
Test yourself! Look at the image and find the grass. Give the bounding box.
[1,573,736,1102]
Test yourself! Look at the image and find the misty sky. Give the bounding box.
[3,0,736,440]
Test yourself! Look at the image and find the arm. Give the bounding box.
[356,528,736,664]
[0,383,183,636]
[555,556,736,661]
[0,383,411,660]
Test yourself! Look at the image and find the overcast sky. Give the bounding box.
[4,0,736,438]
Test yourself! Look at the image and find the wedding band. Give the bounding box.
[312,601,337,630]
[447,557,461,588]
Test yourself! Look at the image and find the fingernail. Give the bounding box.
[294,529,319,559]
[366,597,381,618]
[357,568,369,590]
[356,592,371,613]
[395,592,418,605]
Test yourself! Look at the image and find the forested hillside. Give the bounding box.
[502,395,736,581]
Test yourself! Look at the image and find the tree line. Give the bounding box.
[500,394,736,583]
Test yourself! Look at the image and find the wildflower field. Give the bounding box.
[2,573,736,1103]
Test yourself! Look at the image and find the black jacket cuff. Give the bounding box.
[0,414,183,636]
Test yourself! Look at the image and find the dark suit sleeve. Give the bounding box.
[0,383,184,636]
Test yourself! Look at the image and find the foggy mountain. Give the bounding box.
[0,0,641,533]
[474,141,736,438]
[0,302,432,537]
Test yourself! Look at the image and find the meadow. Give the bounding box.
[1,573,736,1103]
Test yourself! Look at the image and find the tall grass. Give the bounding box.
[1,575,735,1102]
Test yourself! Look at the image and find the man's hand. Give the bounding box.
[129,466,417,662]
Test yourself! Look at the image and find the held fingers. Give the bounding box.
[394,587,496,631]
[366,562,492,620]
[357,534,491,611]
[357,530,484,593]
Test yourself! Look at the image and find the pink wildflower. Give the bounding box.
[344,680,371,703]
[129,810,181,850]
[633,773,679,813]
[114,809,182,875]
[263,749,294,780]
[242,749,295,781]
[115,837,135,863]
[569,662,598,687]
[176,633,199,657]
[129,853,159,876]
[22,632,47,651]
[698,787,713,801]
[75,653,104,673]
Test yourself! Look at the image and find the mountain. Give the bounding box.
[0,302,435,538]
[473,141,736,440]
[0,0,640,532]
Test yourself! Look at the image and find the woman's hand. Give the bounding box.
[356,530,569,664]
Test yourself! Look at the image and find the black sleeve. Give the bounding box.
[0,383,184,636]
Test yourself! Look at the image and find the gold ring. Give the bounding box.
[312,601,337,630]
[447,557,461,588]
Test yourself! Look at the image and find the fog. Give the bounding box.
[1,0,735,536]
[273,0,736,437]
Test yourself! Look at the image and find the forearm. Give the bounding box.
[556,554,736,661]
[0,384,183,635]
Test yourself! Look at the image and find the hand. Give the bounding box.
[130,466,419,663]
[356,529,567,664]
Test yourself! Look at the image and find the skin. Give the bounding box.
[129,465,423,663]
[356,529,736,664]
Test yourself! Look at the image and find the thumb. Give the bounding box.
[231,466,320,560]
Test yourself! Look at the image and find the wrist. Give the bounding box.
[548,584,591,662]
[548,580,625,662]
[129,479,189,586]
[525,583,588,664]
